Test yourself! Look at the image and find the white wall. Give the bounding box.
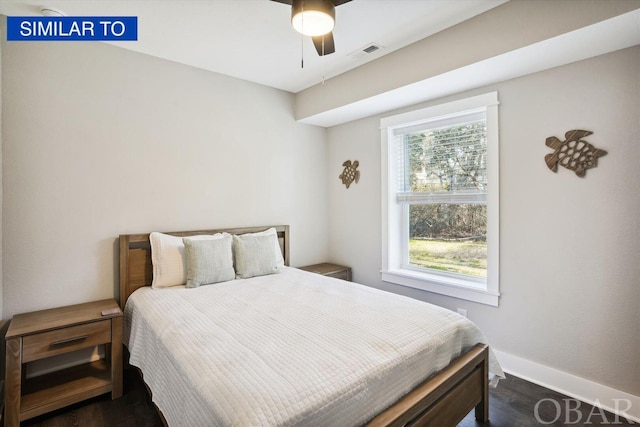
[326,47,640,396]
[2,40,329,318]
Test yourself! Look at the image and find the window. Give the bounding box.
[381,92,500,306]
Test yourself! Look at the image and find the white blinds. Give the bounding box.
[395,109,487,204]
[392,110,486,137]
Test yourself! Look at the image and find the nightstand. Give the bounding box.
[4,299,123,426]
[299,263,352,281]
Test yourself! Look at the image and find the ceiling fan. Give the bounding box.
[270,0,353,56]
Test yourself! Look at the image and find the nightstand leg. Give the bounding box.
[5,337,22,427]
[111,316,123,399]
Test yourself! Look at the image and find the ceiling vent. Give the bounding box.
[348,43,384,60]
[362,44,380,54]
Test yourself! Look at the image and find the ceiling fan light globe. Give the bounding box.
[292,11,334,36]
[291,0,336,36]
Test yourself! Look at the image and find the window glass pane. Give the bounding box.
[409,204,487,277]
[397,121,487,193]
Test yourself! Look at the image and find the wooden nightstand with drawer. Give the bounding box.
[299,263,352,281]
[4,299,123,426]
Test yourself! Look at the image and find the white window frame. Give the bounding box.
[381,92,500,306]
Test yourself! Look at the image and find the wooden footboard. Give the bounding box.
[367,344,489,427]
[128,344,489,427]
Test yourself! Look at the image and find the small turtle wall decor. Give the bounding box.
[339,160,360,189]
[545,130,607,177]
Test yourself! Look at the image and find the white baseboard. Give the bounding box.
[493,349,640,424]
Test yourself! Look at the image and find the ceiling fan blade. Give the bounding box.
[270,0,293,4]
[312,32,335,56]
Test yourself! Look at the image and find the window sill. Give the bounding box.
[381,269,500,306]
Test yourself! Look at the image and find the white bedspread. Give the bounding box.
[124,267,503,427]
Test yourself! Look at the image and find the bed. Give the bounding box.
[119,225,503,426]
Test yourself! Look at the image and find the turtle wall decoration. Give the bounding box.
[545,130,607,177]
[339,160,360,188]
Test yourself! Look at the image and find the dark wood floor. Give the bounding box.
[458,375,635,427]
[21,369,635,427]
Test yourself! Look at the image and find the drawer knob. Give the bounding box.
[50,335,88,348]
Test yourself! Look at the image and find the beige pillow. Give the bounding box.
[150,232,224,288]
[233,234,280,279]
[183,235,235,288]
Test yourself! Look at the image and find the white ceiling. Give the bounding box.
[0,0,508,93]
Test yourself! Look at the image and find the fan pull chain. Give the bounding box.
[321,35,325,84]
[300,2,304,68]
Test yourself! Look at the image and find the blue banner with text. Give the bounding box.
[7,16,138,41]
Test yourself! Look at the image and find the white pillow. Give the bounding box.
[239,227,285,268]
[150,232,225,288]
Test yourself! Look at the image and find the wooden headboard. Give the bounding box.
[118,225,290,309]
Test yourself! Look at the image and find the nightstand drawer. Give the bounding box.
[22,320,111,363]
